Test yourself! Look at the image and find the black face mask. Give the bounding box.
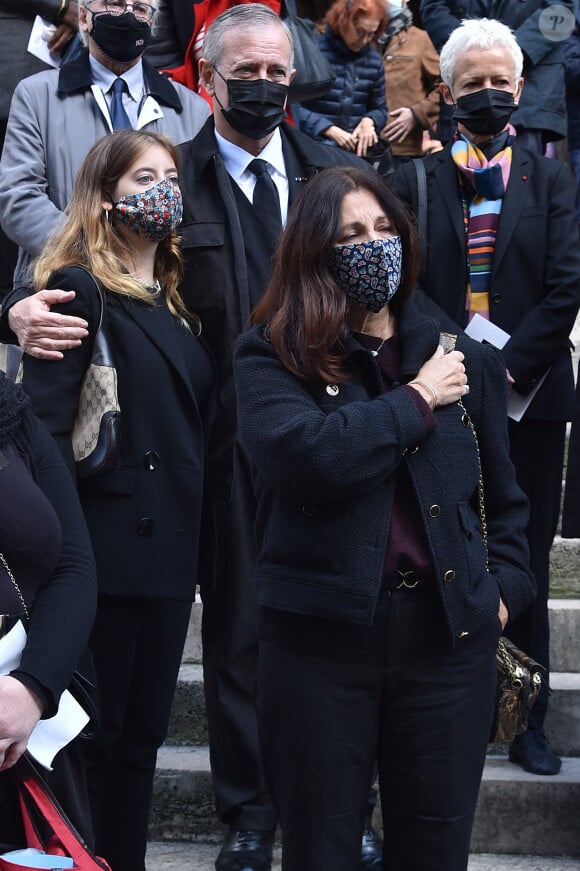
[90,12,151,63]
[453,88,518,136]
[214,72,289,140]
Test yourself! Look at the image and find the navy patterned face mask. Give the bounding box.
[328,237,403,312]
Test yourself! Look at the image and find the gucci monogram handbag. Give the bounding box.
[70,268,121,478]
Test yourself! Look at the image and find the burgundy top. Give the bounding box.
[353,332,436,584]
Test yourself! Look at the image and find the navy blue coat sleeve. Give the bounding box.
[233,326,429,504]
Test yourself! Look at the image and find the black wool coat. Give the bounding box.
[21,266,213,601]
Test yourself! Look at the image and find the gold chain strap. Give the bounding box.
[457,398,489,571]
[438,333,489,570]
[0,551,30,621]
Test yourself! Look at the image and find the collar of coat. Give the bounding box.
[186,116,349,182]
[57,48,183,112]
[344,299,441,385]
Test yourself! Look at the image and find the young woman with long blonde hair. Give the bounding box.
[23,128,213,871]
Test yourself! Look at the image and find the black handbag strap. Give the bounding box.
[73,266,115,368]
[411,157,427,276]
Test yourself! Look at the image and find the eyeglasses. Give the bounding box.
[86,0,156,22]
[355,26,378,41]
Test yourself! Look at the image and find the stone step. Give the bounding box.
[472,755,580,856]
[550,538,580,597]
[549,599,580,673]
[146,841,580,871]
[149,748,580,857]
[181,600,202,665]
[545,673,580,757]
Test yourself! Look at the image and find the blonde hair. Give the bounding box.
[33,129,194,326]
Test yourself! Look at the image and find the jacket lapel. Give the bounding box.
[116,295,200,407]
[492,144,529,276]
[433,146,465,252]
[346,304,441,387]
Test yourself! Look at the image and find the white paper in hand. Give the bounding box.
[0,621,90,770]
[27,16,61,68]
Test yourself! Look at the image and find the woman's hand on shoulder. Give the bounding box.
[410,345,469,410]
[0,676,44,770]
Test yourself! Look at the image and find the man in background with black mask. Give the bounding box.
[394,17,580,778]
[0,0,209,288]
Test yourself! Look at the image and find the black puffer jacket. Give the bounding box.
[299,26,387,141]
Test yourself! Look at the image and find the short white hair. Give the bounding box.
[440,18,524,89]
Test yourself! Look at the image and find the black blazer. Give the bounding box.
[177,117,366,501]
[21,267,213,600]
[393,143,580,421]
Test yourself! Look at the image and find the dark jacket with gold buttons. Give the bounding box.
[21,266,213,600]
[233,302,535,644]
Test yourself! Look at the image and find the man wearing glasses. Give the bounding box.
[0,0,209,290]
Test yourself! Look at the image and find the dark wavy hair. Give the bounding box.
[251,166,420,383]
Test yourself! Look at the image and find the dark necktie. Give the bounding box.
[248,158,283,240]
[110,77,132,130]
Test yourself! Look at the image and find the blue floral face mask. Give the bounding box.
[328,237,403,312]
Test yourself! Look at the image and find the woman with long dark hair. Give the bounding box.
[22,129,213,871]
[233,166,535,870]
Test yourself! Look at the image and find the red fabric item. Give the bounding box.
[0,756,111,871]
[166,0,282,106]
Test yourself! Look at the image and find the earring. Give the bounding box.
[103,208,111,224]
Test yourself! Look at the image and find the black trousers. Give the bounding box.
[257,585,500,871]
[202,443,378,832]
[201,444,276,831]
[82,595,192,871]
[506,418,567,731]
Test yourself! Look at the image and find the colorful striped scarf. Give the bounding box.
[451,133,513,325]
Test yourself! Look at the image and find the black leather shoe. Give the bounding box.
[215,828,274,871]
[360,821,383,868]
[509,728,562,775]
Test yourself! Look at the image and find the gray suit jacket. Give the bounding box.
[0,48,210,284]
